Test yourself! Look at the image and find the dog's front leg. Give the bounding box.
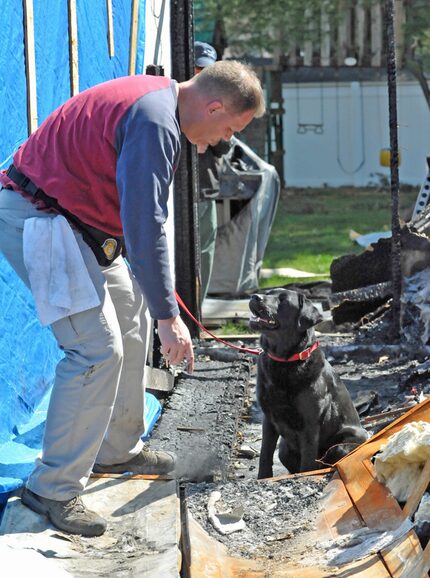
[258,416,279,479]
[299,430,320,472]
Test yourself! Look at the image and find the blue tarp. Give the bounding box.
[0,0,165,516]
[0,0,146,168]
[0,254,161,503]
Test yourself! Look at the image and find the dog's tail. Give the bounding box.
[317,442,363,467]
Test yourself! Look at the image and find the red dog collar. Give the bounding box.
[267,341,320,363]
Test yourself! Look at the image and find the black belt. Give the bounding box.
[6,164,123,267]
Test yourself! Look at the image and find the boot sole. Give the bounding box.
[92,464,175,475]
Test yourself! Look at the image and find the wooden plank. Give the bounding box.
[384,531,423,578]
[337,4,350,66]
[106,0,115,57]
[202,297,329,325]
[317,474,365,540]
[68,0,79,96]
[303,7,314,66]
[129,0,139,75]
[260,267,327,278]
[354,0,366,65]
[1,478,181,577]
[337,449,405,530]
[288,39,297,67]
[23,0,38,134]
[405,537,430,578]
[335,401,430,577]
[146,366,175,392]
[320,5,331,67]
[371,1,382,67]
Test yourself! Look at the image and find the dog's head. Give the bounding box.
[249,288,323,352]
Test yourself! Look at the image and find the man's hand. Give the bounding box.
[157,315,194,373]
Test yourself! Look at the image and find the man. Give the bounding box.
[194,41,231,301]
[0,60,265,537]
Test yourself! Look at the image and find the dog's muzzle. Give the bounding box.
[249,295,279,329]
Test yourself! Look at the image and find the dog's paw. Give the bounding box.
[257,469,274,480]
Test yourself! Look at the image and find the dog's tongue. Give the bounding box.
[250,313,277,326]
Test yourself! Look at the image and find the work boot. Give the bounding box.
[21,487,107,537]
[93,444,176,475]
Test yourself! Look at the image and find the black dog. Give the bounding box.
[249,288,368,479]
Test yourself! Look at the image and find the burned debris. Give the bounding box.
[330,224,430,326]
[185,475,330,562]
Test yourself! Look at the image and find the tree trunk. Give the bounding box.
[404,57,430,112]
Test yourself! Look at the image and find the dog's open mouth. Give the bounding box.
[249,295,280,330]
[248,312,279,329]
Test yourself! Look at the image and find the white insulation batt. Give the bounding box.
[415,492,430,527]
[374,421,430,502]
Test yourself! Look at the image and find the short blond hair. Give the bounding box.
[193,60,266,118]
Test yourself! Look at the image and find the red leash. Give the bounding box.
[174,291,261,355]
[174,291,321,362]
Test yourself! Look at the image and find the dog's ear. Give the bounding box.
[297,294,323,331]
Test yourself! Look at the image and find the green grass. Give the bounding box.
[217,320,253,336]
[260,186,418,288]
[213,186,418,335]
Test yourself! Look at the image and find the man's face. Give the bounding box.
[186,102,255,154]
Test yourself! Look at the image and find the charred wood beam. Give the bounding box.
[385,0,402,340]
[331,281,392,306]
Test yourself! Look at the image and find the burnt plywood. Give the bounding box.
[149,357,251,483]
[185,399,430,576]
[186,473,392,577]
[336,397,430,577]
[0,476,180,578]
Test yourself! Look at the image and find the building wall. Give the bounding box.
[282,81,430,188]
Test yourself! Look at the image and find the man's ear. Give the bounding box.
[207,100,223,114]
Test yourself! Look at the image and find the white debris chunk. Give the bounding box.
[320,518,414,566]
[207,491,246,535]
[374,421,430,502]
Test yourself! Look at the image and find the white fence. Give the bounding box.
[282,80,430,187]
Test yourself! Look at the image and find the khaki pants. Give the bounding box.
[0,188,151,500]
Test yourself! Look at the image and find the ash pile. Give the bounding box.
[185,474,330,562]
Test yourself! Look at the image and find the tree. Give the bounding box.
[403,0,430,110]
[195,0,430,109]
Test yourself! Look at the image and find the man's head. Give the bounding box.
[178,60,266,153]
[194,41,217,73]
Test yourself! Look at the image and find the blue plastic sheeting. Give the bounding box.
[0,256,60,445]
[0,0,155,519]
[0,0,146,168]
[0,253,161,510]
[0,388,161,496]
[353,230,392,248]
